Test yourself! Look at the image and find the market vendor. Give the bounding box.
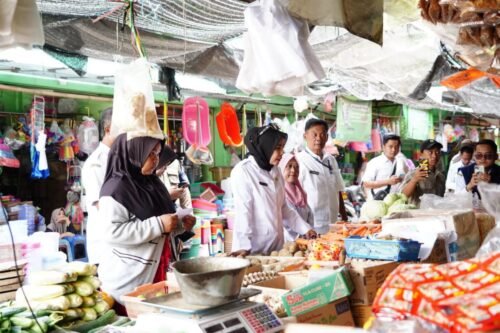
[296,118,347,234]
[231,124,316,256]
[97,133,195,312]
[362,134,407,200]
[457,139,500,194]
[401,139,446,206]
[278,153,314,241]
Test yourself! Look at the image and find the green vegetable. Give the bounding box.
[29,271,77,286]
[383,193,400,207]
[93,301,110,315]
[66,294,83,308]
[361,200,388,219]
[16,296,70,311]
[62,309,82,321]
[16,285,68,301]
[65,262,96,277]
[82,296,96,307]
[0,306,27,317]
[387,204,417,215]
[69,309,116,333]
[14,310,53,318]
[82,308,97,322]
[1,319,11,330]
[72,281,94,297]
[10,316,34,328]
[111,317,131,327]
[79,276,101,291]
[26,318,48,333]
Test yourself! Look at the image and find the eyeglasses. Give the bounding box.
[474,153,496,160]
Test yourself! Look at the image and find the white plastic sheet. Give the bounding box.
[476,183,500,258]
[236,0,325,97]
[0,0,44,50]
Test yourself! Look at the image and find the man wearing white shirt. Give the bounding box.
[297,119,347,234]
[445,144,473,192]
[362,135,406,200]
[82,108,114,264]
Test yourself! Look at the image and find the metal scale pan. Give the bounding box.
[140,288,262,315]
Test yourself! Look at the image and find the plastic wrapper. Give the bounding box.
[419,192,473,210]
[236,0,325,97]
[373,252,500,333]
[112,58,163,140]
[0,0,44,50]
[77,116,99,155]
[457,77,500,117]
[476,183,500,258]
[185,144,213,165]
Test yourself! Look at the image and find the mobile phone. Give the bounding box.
[419,158,429,172]
[474,165,485,174]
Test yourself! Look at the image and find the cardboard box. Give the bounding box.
[347,260,399,306]
[351,305,372,328]
[282,267,354,316]
[250,273,309,317]
[422,236,448,264]
[224,229,232,254]
[383,209,480,261]
[475,213,496,243]
[295,298,354,326]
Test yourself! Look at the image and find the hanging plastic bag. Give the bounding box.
[112,58,163,140]
[236,0,325,97]
[185,145,214,165]
[31,133,49,179]
[77,116,99,154]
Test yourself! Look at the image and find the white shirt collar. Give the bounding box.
[380,154,395,164]
[305,147,326,161]
[99,142,111,154]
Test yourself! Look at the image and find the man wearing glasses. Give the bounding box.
[456,140,499,194]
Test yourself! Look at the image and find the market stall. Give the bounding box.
[1,0,499,332]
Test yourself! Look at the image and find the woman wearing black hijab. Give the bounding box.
[97,133,193,309]
[230,124,316,256]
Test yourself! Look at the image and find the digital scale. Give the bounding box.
[138,288,284,333]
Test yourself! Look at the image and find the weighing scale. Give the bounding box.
[139,288,284,333]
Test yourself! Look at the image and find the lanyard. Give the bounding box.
[306,150,333,174]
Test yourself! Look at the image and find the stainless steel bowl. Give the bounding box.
[172,257,250,306]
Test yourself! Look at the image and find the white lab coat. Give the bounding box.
[297,148,345,234]
[81,142,110,264]
[231,156,311,255]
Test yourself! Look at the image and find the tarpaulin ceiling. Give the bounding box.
[24,0,500,115]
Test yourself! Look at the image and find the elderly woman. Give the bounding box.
[278,153,314,241]
[97,133,194,312]
[231,124,316,256]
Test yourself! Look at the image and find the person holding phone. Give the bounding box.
[456,140,500,195]
[401,140,446,206]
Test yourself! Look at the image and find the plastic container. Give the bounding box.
[344,236,421,262]
[182,97,211,147]
[121,281,180,319]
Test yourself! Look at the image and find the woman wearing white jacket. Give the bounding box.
[231,124,316,256]
[97,133,195,314]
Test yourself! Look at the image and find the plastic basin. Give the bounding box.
[172,257,250,306]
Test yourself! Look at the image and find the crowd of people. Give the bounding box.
[76,109,498,315]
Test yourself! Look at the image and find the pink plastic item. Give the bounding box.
[182,97,211,147]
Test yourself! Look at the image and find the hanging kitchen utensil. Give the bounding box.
[216,102,243,147]
[182,96,211,147]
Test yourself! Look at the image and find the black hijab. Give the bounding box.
[244,125,288,171]
[100,133,176,221]
[157,144,177,170]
